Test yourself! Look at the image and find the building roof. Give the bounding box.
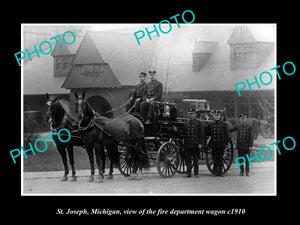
[23,32,84,95]
[227,26,256,44]
[23,55,69,95]
[152,24,275,92]
[62,29,157,89]
[24,24,276,95]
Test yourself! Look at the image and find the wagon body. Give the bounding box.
[118,99,234,178]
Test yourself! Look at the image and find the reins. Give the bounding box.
[98,102,136,125]
[78,102,144,148]
[98,98,132,115]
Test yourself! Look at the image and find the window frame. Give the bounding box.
[233,45,255,62]
[79,63,106,74]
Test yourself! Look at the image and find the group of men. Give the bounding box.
[126,71,163,124]
[184,110,254,178]
[128,70,254,177]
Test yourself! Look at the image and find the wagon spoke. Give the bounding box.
[222,162,226,173]
[169,163,175,174]
[166,165,171,176]
[162,164,167,175]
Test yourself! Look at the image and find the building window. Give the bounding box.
[56,58,63,70]
[233,45,255,62]
[244,46,254,60]
[233,47,243,61]
[53,55,74,77]
[79,63,106,74]
[85,64,93,72]
[80,64,85,73]
[63,61,69,70]
[94,64,104,72]
[56,57,71,71]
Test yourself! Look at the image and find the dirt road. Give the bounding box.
[22,161,275,195]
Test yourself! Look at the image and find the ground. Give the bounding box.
[22,135,276,195]
[23,161,275,195]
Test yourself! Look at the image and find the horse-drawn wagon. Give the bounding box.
[45,93,234,182]
[118,99,235,178]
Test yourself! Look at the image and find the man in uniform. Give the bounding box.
[230,113,253,176]
[206,111,229,177]
[126,72,147,113]
[140,70,163,124]
[184,109,205,178]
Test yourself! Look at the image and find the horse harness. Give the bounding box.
[49,112,83,140]
[78,114,145,150]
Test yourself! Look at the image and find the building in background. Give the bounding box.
[23,25,88,127]
[23,24,275,127]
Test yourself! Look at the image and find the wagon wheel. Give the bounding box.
[177,148,187,174]
[156,142,180,178]
[169,138,187,174]
[205,139,234,175]
[261,125,274,139]
[118,144,133,177]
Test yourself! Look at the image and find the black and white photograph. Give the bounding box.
[21,23,276,195]
[4,3,299,221]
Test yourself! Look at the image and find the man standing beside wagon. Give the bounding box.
[206,111,230,177]
[183,109,205,178]
[230,113,253,176]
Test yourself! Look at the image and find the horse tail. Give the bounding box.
[139,136,150,171]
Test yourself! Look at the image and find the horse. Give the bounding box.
[74,92,149,182]
[99,144,119,179]
[45,93,84,181]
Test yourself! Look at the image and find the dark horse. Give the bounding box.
[75,92,149,182]
[45,93,118,182]
[45,93,84,181]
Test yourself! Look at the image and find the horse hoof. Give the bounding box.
[128,173,137,180]
[106,174,113,179]
[60,176,68,181]
[69,176,77,182]
[94,176,103,183]
[87,176,94,182]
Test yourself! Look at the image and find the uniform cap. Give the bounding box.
[139,72,146,77]
[149,70,156,74]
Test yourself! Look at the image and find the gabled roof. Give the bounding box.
[23,32,84,95]
[23,55,69,95]
[62,29,157,89]
[61,32,122,89]
[24,24,276,95]
[151,24,275,92]
[72,32,105,64]
[51,35,71,56]
[88,30,157,86]
[227,26,256,44]
[62,63,122,89]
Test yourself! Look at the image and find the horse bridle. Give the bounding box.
[46,99,76,132]
[46,99,58,122]
[75,97,96,128]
